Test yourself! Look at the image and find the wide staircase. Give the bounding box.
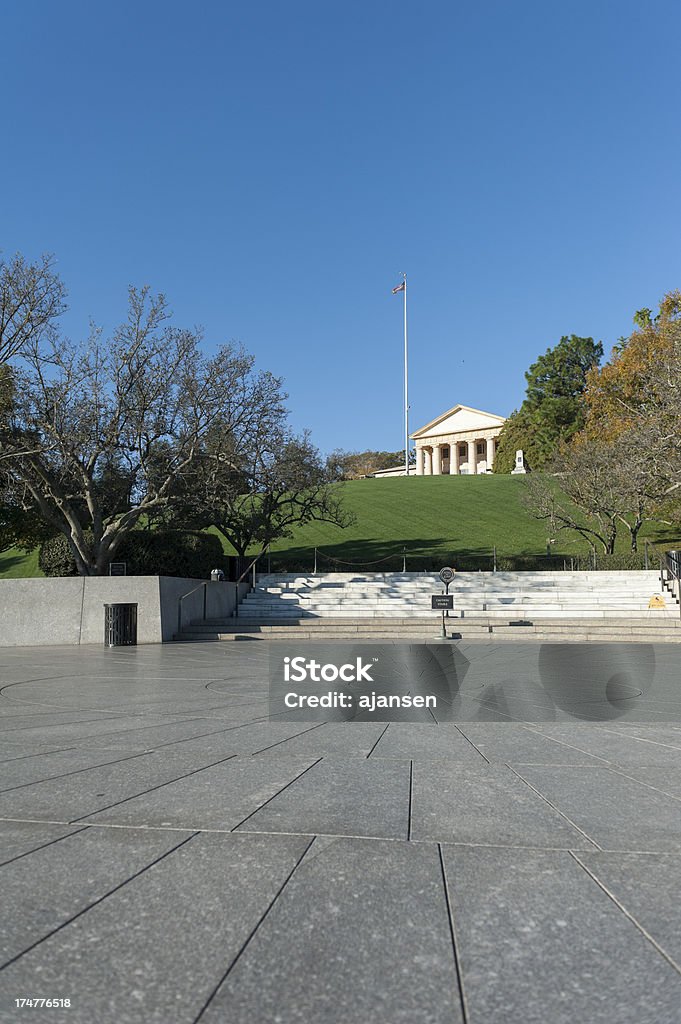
[175,570,681,642]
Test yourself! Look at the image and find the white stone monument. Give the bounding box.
[511,449,527,474]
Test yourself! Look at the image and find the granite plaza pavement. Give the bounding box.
[1,641,681,1023]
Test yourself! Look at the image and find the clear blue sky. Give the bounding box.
[3,0,680,456]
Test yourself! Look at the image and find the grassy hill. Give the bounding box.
[242,476,679,571]
[2,476,678,578]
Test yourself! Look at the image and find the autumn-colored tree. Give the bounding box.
[526,291,681,552]
[583,291,681,434]
[581,291,681,514]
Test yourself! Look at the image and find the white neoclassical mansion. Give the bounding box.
[412,404,506,475]
[372,405,506,477]
[409,403,503,475]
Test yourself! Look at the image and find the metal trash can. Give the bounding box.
[104,603,138,647]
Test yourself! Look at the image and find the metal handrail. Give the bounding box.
[177,580,211,636]
[237,551,263,586]
[660,551,681,620]
[176,547,271,632]
[233,550,267,618]
[667,550,681,579]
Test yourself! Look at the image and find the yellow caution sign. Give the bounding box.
[648,595,666,609]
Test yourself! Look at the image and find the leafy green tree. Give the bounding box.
[494,335,603,473]
[491,408,538,474]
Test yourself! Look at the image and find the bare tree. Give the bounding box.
[175,427,353,559]
[605,429,674,550]
[524,429,673,554]
[0,253,66,365]
[0,286,284,574]
[524,459,619,556]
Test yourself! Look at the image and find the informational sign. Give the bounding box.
[109,562,126,577]
[648,595,666,608]
[432,595,454,610]
[439,567,455,586]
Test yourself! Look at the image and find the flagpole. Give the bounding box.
[403,273,409,476]
[392,274,409,476]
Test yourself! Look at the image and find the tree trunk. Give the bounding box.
[602,516,618,556]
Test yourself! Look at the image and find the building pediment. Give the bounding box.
[410,404,506,440]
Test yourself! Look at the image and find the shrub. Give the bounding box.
[39,530,225,578]
[120,531,225,578]
[592,552,654,571]
[38,534,84,577]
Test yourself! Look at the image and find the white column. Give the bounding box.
[416,446,424,475]
[467,439,477,474]
[432,444,442,475]
[453,441,460,475]
[486,436,495,472]
[424,447,433,475]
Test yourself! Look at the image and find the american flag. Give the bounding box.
[392,281,405,294]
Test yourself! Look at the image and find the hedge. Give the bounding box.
[39,530,225,578]
[38,535,81,577]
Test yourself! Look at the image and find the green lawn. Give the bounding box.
[0,546,43,579]
[2,476,678,577]
[265,476,558,565]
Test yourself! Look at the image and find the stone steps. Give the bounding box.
[252,599,666,606]
[246,589,665,597]
[236,604,678,617]
[256,571,664,579]
[174,570,680,642]
[175,615,681,643]
[251,590,665,598]
[249,590,668,599]
[238,570,677,623]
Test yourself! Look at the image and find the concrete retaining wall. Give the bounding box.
[0,577,249,647]
[160,577,249,642]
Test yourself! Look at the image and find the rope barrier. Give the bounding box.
[267,545,663,575]
[315,549,406,568]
